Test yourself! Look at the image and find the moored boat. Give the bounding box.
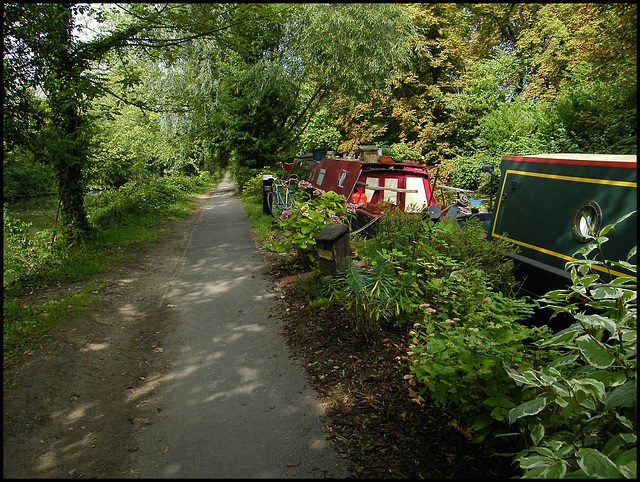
[288,147,489,234]
[293,154,444,234]
[486,153,637,296]
[287,150,636,297]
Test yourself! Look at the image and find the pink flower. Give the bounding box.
[282,210,292,217]
[345,202,358,214]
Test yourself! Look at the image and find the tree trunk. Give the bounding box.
[46,4,91,242]
[54,156,90,240]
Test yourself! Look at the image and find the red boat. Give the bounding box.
[287,154,470,234]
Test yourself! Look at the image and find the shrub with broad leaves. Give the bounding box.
[408,263,545,445]
[505,211,636,478]
[266,186,352,267]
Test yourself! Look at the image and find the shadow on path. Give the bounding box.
[130,176,348,478]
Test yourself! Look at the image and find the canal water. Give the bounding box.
[3,195,59,248]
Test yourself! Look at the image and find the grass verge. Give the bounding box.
[3,282,107,363]
[239,191,275,246]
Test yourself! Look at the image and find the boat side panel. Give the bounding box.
[309,160,440,214]
[489,158,637,277]
[311,159,362,198]
[503,154,637,168]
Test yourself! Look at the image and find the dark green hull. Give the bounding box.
[486,154,637,290]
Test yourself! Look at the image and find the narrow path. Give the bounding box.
[130,175,348,477]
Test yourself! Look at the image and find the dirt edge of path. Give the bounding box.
[3,189,217,478]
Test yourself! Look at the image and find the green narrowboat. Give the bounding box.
[486,153,637,296]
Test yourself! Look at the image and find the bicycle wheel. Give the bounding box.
[284,191,295,211]
[268,190,285,217]
[283,178,298,210]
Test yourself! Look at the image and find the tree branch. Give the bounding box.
[282,84,329,138]
[94,82,189,114]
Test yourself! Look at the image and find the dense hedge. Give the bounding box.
[3,164,57,201]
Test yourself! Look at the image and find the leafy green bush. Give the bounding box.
[551,80,637,155]
[505,212,637,478]
[232,162,284,194]
[363,214,520,296]
[358,205,430,259]
[389,141,422,162]
[408,263,545,444]
[3,210,75,291]
[266,188,352,267]
[236,167,278,195]
[429,219,520,295]
[3,211,56,279]
[322,253,422,335]
[324,211,526,344]
[441,154,500,194]
[3,163,58,200]
[242,172,267,197]
[4,174,216,294]
[295,105,343,154]
[475,98,555,155]
[330,211,524,333]
[87,175,205,229]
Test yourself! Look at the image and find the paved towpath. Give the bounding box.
[131,175,348,477]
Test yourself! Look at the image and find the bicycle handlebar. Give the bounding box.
[274,174,299,186]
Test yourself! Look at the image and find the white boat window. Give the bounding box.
[364,177,379,202]
[384,178,398,204]
[405,177,427,212]
[571,201,602,243]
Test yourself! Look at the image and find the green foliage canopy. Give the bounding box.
[4,3,636,241]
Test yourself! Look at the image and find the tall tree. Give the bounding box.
[3,3,284,242]
[334,4,474,161]
[143,3,418,168]
[280,3,416,151]
[4,4,143,239]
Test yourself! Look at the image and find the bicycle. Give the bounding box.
[268,174,299,216]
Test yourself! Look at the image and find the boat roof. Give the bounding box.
[503,153,636,166]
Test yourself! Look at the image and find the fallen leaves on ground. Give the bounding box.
[274,270,518,479]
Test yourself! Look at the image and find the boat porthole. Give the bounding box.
[571,201,602,243]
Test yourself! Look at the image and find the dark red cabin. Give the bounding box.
[293,156,444,233]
